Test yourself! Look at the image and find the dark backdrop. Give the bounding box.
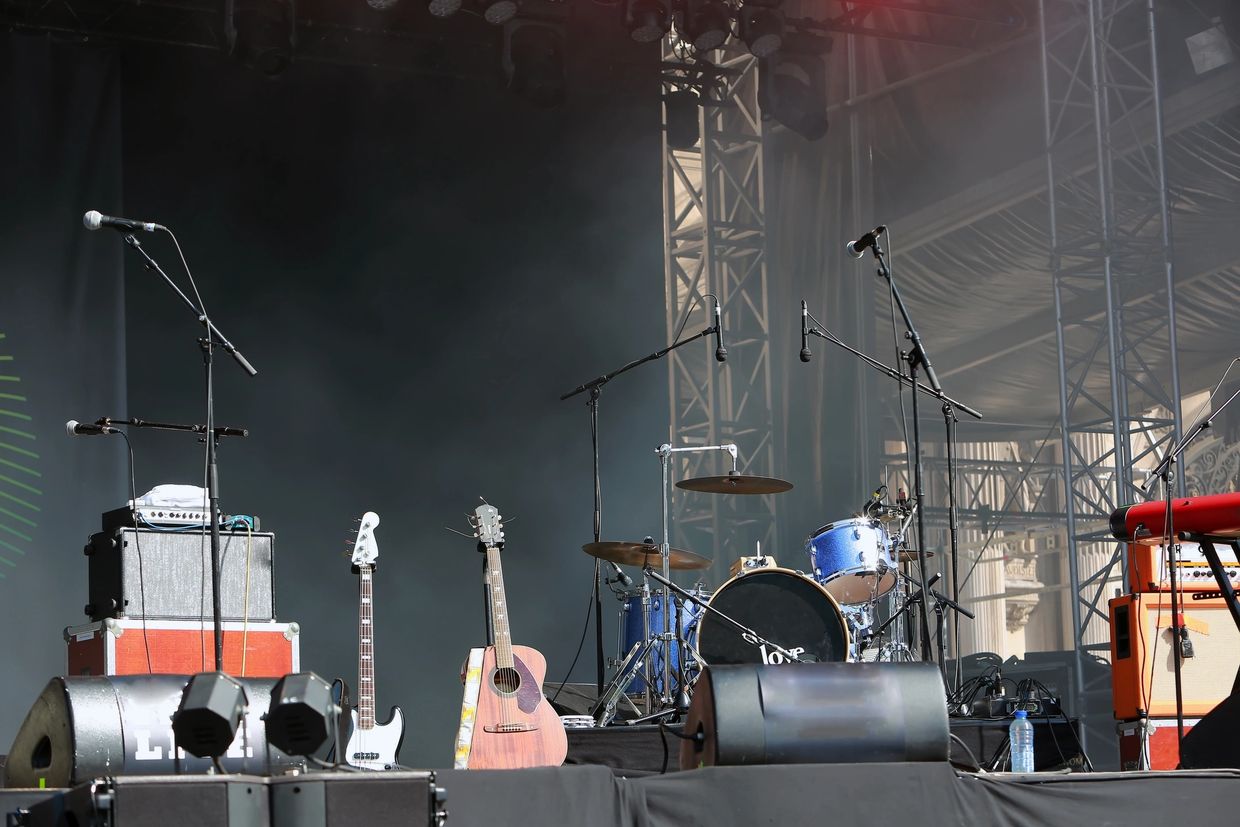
[0,38,127,749]
[116,44,666,766]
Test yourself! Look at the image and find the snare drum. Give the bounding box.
[806,517,897,604]
[619,586,708,694]
[697,568,849,666]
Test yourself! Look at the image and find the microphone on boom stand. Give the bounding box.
[845,225,886,259]
[800,300,812,363]
[714,300,728,363]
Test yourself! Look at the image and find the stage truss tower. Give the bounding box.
[1039,0,1185,741]
[662,45,777,581]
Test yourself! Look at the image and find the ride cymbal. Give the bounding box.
[676,473,793,495]
[582,541,712,571]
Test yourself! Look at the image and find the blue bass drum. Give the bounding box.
[806,517,896,604]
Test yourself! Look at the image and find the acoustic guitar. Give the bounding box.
[464,503,567,769]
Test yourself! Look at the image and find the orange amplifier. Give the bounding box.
[1108,593,1240,719]
[65,618,300,678]
[1117,718,1199,771]
[1128,542,1240,592]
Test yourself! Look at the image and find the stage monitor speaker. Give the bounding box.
[680,662,948,769]
[1180,693,1240,769]
[1108,593,1240,719]
[3,675,299,788]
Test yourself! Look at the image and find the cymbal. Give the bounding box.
[676,473,793,495]
[583,541,712,571]
[897,549,936,562]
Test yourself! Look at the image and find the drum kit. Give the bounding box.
[581,444,939,726]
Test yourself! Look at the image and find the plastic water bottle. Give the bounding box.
[1010,709,1035,773]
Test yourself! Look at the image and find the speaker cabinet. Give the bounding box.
[680,662,948,769]
[87,528,276,622]
[1108,593,1240,719]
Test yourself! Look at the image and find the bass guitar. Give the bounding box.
[463,503,567,769]
[344,511,406,770]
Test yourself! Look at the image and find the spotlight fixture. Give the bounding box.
[475,0,518,25]
[427,0,461,16]
[758,48,829,141]
[265,672,336,757]
[739,6,783,58]
[626,0,671,44]
[683,0,730,53]
[367,0,400,10]
[172,673,248,760]
[503,20,567,108]
[664,88,701,149]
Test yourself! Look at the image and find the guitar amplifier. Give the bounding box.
[1128,542,1240,592]
[1108,593,1240,719]
[85,527,276,622]
[65,618,300,678]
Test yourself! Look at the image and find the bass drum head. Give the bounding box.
[697,568,850,666]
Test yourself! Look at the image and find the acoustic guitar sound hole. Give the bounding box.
[493,666,522,694]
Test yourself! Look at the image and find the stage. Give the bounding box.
[6,763,1240,826]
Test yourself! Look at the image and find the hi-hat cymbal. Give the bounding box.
[897,549,936,562]
[676,473,793,495]
[583,541,712,571]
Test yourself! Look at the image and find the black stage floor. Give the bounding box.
[439,764,1240,826]
[8,763,1240,826]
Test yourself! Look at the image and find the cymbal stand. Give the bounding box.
[652,442,738,713]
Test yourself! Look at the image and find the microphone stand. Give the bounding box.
[804,280,980,678]
[120,232,257,672]
[559,316,723,696]
[1140,380,1240,750]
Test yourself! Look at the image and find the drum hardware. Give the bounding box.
[729,553,778,578]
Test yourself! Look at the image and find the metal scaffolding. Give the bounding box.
[662,46,777,584]
[1039,0,1184,743]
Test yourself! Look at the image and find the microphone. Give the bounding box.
[83,210,163,233]
[65,419,120,436]
[713,300,727,363]
[608,562,633,588]
[800,300,812,363]
[862,484,887,515]
[845,225,886,259]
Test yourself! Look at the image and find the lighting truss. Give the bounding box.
[1039,0,1184,749]
[661,44,777,584]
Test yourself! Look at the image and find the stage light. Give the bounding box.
[683,0,731,53]
[475,0,518,25]
[626,0,671,43]
[427,0,461,15]
[739,6,783,58]
[227,0,296,76]
[664,89,701,149]
[172,673,248,760]
[367,0,400,10]
[503,20,567,108]
[265,672,335,757]
[681,663,949,768]
[758,49,828,141]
